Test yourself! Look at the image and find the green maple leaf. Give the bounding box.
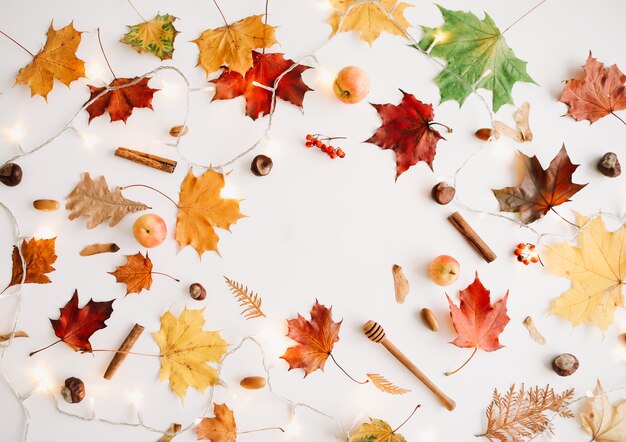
[416,5,535,112]
[121,13,179,60]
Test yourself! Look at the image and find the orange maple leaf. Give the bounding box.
[281,300,341,377]
[560,53,626,124]
[109,252,178,295]
[6,237,57,290]
[195,403,236,442]
[445,272,510,375]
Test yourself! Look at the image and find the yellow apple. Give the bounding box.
[428,255,460,286]
[333,66,370,104]
[133,214,167,248]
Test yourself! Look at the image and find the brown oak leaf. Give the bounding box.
[7,237,57,289]
[281,300,341,377]
[365,90,446,178]
[195,403,236,442]
[85,77,159,123]
[560,53,626,124]
[212,51,312,120]
[109,252,153,295]
[492,145,587,224]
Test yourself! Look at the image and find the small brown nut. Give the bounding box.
[597,152,621,177]
[619,333,626,346]
[431,182,455,205]
[0,163,22,187]
[33,199,60,211]
[169,125,189,137]
[251,155,273,176]
[420,308,439,332]
[61,377,85,403]
[189,283,206,301]
[552,353,579,377]
[240,376,266,390]
[475,128,492,141]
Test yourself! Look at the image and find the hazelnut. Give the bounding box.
[240,376,266,390]
[0,163,22,187]
[189,283,206,301]
[431,182,455,205]
[169,125,189,137]
[251,155,273,176]
[61,377,85,403]
[597,152,621,178]
[552,353,579,377]
[475,128,492,141]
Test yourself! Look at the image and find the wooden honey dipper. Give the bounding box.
[363,320,456,411]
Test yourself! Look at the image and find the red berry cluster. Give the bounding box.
[305,134,345,159]
[514,243,539,265]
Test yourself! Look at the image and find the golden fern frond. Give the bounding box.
[223,276,266,320]
[366,374,410,395]
[478,384,574,442]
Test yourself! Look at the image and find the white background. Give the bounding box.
[1,0,625,441]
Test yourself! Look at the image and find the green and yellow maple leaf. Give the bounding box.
[121,13,179,60]
[153,308,228,400]
[416,6,535,112]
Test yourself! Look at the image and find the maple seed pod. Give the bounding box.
[33,199,60,211]
[474,128,492,141]
[251,155,273,176]
[169,125,189,137]
[597,152,621,178]
[431,182,455,205]
[61,377,85,404]
[392,264,409,303]
[189,283,206,301]
[552,353,579,377]
[240,376,266,390]
[0,163,22,187]
[420,308,439,332]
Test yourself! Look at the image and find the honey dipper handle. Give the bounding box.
[381,338,456,411]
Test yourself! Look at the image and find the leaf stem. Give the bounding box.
[126,0,148,23]
[262,0,269,54]
[329,352,368,385]
[550,208,579,229]
[152,271,180,282]
[97,28,117,79]
[29,339,63,357]
[611,112,626,127]
[0,30,34,57]
[211,0,229,26]
[237,426,284,435]
[445,347,478,376]
[501,0,547,35]
[121,184,179,208]
[391,404,421,434]
[430,122,453,133]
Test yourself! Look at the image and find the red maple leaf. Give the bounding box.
[365,90,447,178]
[85,77,159,123]
[492,145,587,224]
[30,290,114,356]
[560,53,626,124]
[212,51,312,120]
[445,273,509,375]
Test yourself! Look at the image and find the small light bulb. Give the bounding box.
[316,68,336,90]
[317,0,333,11]
[36,226,56,239]
[85,63,105,82]
[33,367,51,392]
[205,84,215,92]
[127,390,142,407]
[82,134,98,149]
[161,81,179,98]
[285,420,301,438]
[194,417,203,425]
[8,125,24,143]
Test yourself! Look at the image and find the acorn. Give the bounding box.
[597,152,621,178]
[189,283,206,301]
[431,182,455,205]
[0,163,22,187]
[251,155,273,176]
[33,199,60,211]
[61,377,85,403]
[475,128,492,141]
[240,376,266,390]
[552,353,579,377]
[169,125,189,137]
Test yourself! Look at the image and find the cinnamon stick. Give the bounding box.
[114,147,177,173]
[103,323,144,380]
[448,211,497,263]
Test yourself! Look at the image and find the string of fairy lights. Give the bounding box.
[1,0,625,441]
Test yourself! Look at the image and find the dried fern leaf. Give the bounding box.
[367,373,410,395]
[223,276,266,320]
[478,384,574,442]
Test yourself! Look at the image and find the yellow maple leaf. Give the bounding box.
[544,214,626,330]
[153,308,228,400]
[120,13,179,60]
[175,169,244,258]
[193,15,276,76]
[580,380,626,442]
[15,22,86,98]
[327,0,411,45]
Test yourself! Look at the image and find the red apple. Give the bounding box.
[133,214,167,248]
[333,66,370,104]
[428,255,460,286]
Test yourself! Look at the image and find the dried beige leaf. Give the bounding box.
[515,102,532,141]
[0,330,29,342]
[522,316,546,345]
[367,374,410,395]
[157,423,181,442]
[66,173,148,228]
[392,264,409,303]
[580,380,626,442]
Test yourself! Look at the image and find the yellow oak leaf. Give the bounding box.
[193,15,276,76]
[327,0,411,45]
[153,308,228,400]
[175,169,244,258]
[544,214,626,330]
[580,380,626,442]
[15,22,86,98]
